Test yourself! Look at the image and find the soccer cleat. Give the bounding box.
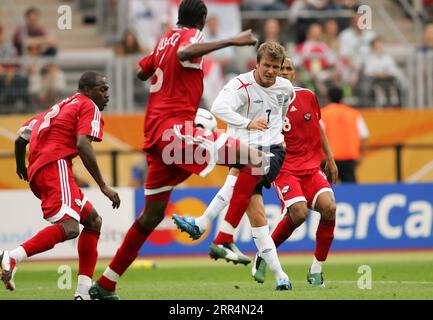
[251,253,267,283]
[209,243,251,266]
[307,269,325,288]
[89,283,119,300]
[172,214,204,240]
[73,294,91,300]
[0,251,17,291]
[275,278,293,291]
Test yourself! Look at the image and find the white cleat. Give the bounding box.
[0,250,17,291]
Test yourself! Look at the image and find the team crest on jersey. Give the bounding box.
[304,112,312,121]
[281,185,290,195]
[91,120,100,132]
[277,94,284,106]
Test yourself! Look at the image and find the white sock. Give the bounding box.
[252,225,288,281]
[75,275,92,296]
[9,246,27,264]
[195,175,238,232]
[310,256,323,273]
[103,267,119,283]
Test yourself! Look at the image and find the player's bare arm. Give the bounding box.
[77,135,121,209]
[177,29,257,62]
[137,68,151,82]
[14,136,29,181]
[319,122,338,184]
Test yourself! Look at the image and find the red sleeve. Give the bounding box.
[76,101,104,142]
[312,92,321,120]
[139,51,156,77]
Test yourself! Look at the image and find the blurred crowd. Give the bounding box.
[1,0,433,114]
[0,7,64,113]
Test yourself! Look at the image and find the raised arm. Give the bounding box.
[178,29,257,62]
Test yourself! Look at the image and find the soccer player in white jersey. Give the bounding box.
[174,41,294,290]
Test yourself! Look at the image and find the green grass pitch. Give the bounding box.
[1,251,432,300]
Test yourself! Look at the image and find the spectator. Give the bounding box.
[418,22,433,52]
[114,30,146,56]
[321,86,369,183]
[0,25,17,68]
[322,18,340,51]
[129,0,172,51]
[258,18,285,47]
[242,0,288,11]
[0,25,30,113]
[13,7,58,56]
[202,15,231,106]
[295,22,336,97]
[363,37,403,107]
[40,63,67,107]
[333,0,360,30]
[203,16,235,70]
[338,12,376,64]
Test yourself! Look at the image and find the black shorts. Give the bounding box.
[253,143,285,195]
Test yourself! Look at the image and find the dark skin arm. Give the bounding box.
[15,136,29,181]
[137,29,257,81]
[177,29,257,61]
[77,135,120,209]
[320,123,338,185]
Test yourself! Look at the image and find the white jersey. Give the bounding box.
[211,70,293,148]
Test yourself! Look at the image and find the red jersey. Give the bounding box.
[280,87,322,175]
[20,93,104,181]
[139,27,205,151]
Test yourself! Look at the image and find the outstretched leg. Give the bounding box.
[91,193,170,299]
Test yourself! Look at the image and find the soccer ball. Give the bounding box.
[195,108,218,134]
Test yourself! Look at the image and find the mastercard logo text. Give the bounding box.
[147,197,211,246]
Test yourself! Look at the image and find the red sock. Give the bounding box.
[214,167,260,245]
[315,218,335,261]
[271,215,297,248]
[21,224,66,257]
[97,221,149,291]
[78,229,100,278]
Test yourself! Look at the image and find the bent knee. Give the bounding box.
[64,224,80,240]
[288,204,309,226]
[321,202,337,220]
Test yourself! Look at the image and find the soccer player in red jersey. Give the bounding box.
[0,72,120,299]
[252,57,338,287]
[89,0,266,299]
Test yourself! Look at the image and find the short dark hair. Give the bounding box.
[327,86,343,103]
[177,0,207,28]
[25,7,40,17]
[78,71,105,91]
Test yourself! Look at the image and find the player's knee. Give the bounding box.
[249,210,267,227]
[288,205,308,226]
[321,202,336,221]
[62,220,80,240]
[87,214,103,231]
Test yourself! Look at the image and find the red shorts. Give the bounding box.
[144,125,238,196]
[29,159,93,224]
[273,169,333,211]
